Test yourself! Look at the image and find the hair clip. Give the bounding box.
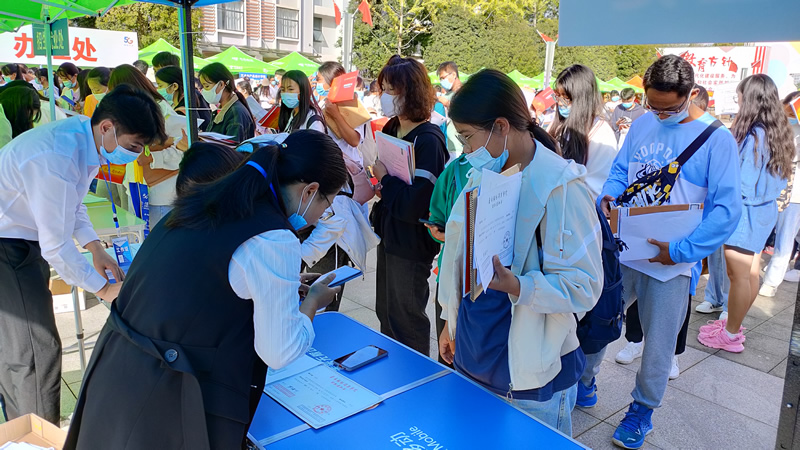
[281,143,288,148]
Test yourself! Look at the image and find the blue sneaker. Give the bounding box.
[576,378,597,408]
[612,402,653,449]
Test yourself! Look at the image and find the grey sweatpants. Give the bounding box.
[581,266,690,409]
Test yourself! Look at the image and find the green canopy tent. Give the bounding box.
[506,70,543,90]
[204,45,278,75]
[606,76,644,94]
[429,69,471,86]
[596,76,617,93]
[269,51,320,76]
[138,38,209,70]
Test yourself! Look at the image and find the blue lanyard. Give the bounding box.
[99,161,121,236]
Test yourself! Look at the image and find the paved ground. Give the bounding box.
[14,248,793,449]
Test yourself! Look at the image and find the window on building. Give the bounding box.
[313,17,325,54]
[276,8,299,40]
[217,1,244,32]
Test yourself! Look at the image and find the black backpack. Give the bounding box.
[537,203,625,355]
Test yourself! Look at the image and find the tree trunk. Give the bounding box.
[397,0,404,55]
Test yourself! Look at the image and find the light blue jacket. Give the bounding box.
[739,126,787,206]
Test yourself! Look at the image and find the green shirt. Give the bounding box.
[429,154,472,281]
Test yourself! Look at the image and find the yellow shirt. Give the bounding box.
[83,94,99,117]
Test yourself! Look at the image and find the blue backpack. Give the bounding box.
[537,203,624,355]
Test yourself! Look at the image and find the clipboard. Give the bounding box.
[610,203,704,263]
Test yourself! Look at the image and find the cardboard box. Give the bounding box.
[0,414,67,450]
[49,279,85,314]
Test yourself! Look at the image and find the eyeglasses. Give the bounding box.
[455,131,477,148]
[439,72,454,82]
[320,195,335,221]
[553,94,571,106]
[643,95,691,116]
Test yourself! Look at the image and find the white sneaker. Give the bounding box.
[784,269,800,283]
[669,355,680,380]
[758,284,777,297]
[719,311,728,321]
[615,341,644,364]
[695,301,723,314]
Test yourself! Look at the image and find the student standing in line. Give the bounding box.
[580,55,741,449]
[0,85,166,426]
[278,70,326,133]
[605,89,622,114]
[155,66,213,132]
[610,87,647,145]
[0,85,41,145]
[83,67,110,118]
[65,131,346,449]
[56,62,81,110]
[1,63,25,83]
[548,64,619,199]
[437,69,602,436]
[436,61,465,159]
[151,51,180,73]
[370,55,448,356]
[698,75,794,352]
[317,61,365,166]
[199,62,256,144]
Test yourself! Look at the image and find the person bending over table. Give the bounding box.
[65,130,346,450]
[0,85,167,425]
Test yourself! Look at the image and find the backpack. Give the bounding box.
[536,203,625,355]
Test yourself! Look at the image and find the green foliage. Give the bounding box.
[614,45,658,80]
[94,4,203,54]
[422,5,486,73]
[553,46,619,80]
[481,15,544,75]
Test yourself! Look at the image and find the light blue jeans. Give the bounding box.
[148,205,173,229]
[506,384,578,437]
[764,203,800,287]
[704,246,729,311]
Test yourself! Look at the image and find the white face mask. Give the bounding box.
[202,81,223,105]
[380,92,398,118]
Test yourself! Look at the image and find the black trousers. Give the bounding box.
[0,238,61,424]
[375,244,432,356]
[625,294,692,355]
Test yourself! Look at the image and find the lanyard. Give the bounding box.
[99,161,121,236]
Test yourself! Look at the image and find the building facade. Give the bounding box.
[199,0,340,65]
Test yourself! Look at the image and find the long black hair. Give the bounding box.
[198,62,255,120]
[278,69,324,133]
[175,143,246,197]
[0,85,41,137]
[108,64,166,103]
[167,130,348,230]
[732,74,795,180]
[1,63,25,81]
[237,80,259,103]
[549,64,604,165]
[449,69,558,153]
[77,69,91,103]
[86,67,111,91]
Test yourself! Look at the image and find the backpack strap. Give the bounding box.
[306,114,327,133]
[674,120,723,166]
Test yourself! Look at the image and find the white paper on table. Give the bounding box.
[473,168,522,293]
[375,132,413,185]
[198,131,236,140]
[264,354,323,386]
[264,364,382,429]
[617,207,703,262]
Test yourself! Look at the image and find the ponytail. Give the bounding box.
[167,129,348,230]
[527,121,560,154]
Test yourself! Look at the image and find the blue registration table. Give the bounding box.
[248,313,586,449]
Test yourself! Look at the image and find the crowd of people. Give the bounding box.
[0,49,798,450]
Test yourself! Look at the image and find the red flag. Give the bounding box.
[537,31,554,43]
[656,50,662,58]
[729,60,738,73]
[358,0,373,27]
[334,1,341,26]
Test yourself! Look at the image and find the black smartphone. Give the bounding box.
[334,345,388,371]
[418,218,445,231]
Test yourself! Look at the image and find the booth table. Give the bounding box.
[248,313,586,449]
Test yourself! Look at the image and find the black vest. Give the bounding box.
[66,202,293,449]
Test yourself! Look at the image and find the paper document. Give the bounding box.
[246,96,268,122]
[265,354,323,385]
[473,168,522,292]
[198,131,235,140]
[375,132,414,185]
[612,203,703,282]
[264,364,382,429]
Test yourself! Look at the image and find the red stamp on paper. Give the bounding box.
[313,404,332,414]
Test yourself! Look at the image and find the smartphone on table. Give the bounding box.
[334,345,388,371]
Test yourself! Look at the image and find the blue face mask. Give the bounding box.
[465,124,509,173]
[157,87,173,103]
[271,80,278,86]
[356,90,365,101]
[621,102,634,109]
[287,187,317,231]
[316,83,328,98]
[654,101,691,126]
[63,80,74,89]
[611,96,620,102]
[99,126,139,165]
[789,117,799,126]
[440,76,454,92]
[281,92,300,109]
[558,105,571,118]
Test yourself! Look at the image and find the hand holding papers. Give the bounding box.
[375,132,415,185]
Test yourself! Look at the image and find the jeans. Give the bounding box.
[704,246,729,311]
[764,203,800,287]
[582,267,690,409]
[148,204,173,229]
[507,384,578,437]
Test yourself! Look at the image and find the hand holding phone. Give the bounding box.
[313,266,363,288]
[418,218,444,231]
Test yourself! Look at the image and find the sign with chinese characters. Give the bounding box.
[31,19,69,57]
[0,25,137,68]
[662,46,768,91]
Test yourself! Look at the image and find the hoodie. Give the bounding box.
[439,144,604,390]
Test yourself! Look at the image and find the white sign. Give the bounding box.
[713,82,741,115]
[0,25,138,68]
[662,46,767,91]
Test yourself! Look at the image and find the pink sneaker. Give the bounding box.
[697,328,745,353]
[698,319,745,338]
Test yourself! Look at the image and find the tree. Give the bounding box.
[481,14,545,75]
[423,5,486,73]
[553,45,618,80]
[615,45,658,79]
[94,3,202,52]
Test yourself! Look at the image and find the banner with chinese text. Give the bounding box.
[662,47,768,91]
[0,25,138,68]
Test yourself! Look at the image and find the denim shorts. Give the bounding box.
[501,383,578,437]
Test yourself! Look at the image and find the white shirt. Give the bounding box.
[583,119,619,199]
[285,110,325,133]
[228,229,315,369]
[790,123,800,203]
[0,116,106,293]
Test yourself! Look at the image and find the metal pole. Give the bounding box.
[71,286,86,371]
[543,41,556,89]
[44,20,56,121]
[178,0,198,146]
[776,285,800,449]
[342,5,353,72]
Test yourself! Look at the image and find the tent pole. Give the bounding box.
[44,20,56,122]
[178,0,198,146]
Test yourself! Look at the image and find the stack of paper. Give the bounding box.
[264,355,382,429]
[375,132,415,185]
[198,131,237,147]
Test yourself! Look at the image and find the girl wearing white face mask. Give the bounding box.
[438,70,603,437]
[370,55,448,356]
[198,63,256,144]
